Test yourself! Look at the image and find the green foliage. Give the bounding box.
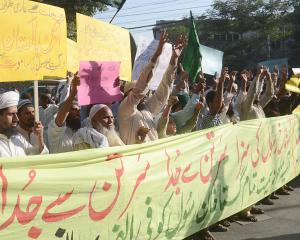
[289,3,300,66]
[166,0,300,70]
[32,0,107,39]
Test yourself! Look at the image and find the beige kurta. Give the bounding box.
[118,61,176,145]
[239,77,274,121]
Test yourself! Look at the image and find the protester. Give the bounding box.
[39,93,58,130]
[47,73,81,153]
[118,32,186,145]
[17,99,38,144]
[73,104,124,150]
[201,68,229,130]
[219,71,240,124]
[238,66,274,121]
[0,26,298,240]
[157,96,203,138]
[170,71,206,130]
[0,91,48,157]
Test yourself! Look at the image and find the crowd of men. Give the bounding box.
[0,32,298,240]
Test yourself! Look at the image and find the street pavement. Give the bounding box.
[212,176,300,240]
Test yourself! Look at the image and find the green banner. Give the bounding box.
[0,115,299,239]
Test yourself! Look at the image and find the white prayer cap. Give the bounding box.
[89,104,108,122]
[0,91,19,110]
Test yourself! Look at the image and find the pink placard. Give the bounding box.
[78,61,123,106]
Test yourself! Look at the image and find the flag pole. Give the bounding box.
[109,0,126,23]
[110,9,121,23]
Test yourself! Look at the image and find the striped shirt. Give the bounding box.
[201,112,223,130]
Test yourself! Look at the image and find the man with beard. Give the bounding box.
[17,99,46,145]
[73,104,124,150]
[0,91,48,157]
[48,74,81,153]
[118,32,186,145]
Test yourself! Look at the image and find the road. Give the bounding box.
[212,176,300,240]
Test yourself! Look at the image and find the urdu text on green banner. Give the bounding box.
[0,115,299,239]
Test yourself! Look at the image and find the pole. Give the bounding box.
[34,80,39,122]
[110,8,121,23]
[109,0,126,23]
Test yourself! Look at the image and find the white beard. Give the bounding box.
[95,123,124,147]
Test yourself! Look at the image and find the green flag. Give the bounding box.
[182,11,202,83]
[99,0,126,9]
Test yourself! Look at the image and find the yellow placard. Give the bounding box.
[77,13,132,81]
[67,39,79,73]
[293,105,300,114]
[285,75,300,93]
[0,0,67,82]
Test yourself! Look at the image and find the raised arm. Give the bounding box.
[178,102,204,134]
[146,35,186,115]
[210,68,228,116]
[157,96,179,139]
[171,63,190,97]
[171,72,205,128]
[277,64,289,99]
[227,71,237,94]
[242,67,263,114]
[260,68,274,108]
[118,32,168,119]
[240,70,248,94]
[55,73,79,127]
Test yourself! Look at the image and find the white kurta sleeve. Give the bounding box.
[47,119,66,153]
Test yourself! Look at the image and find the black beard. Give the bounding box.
[66,117,81,131]
[4,128,18,138]
[27,121,34,128]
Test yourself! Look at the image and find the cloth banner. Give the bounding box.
[0,0,67,82]
[77,13,132,82]
[78,61,123,105]
[0,115,299,239]
[132,37,172,90]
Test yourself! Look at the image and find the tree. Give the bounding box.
[32,0,107,39]
[165,0,298,70]
[289,2,300,66]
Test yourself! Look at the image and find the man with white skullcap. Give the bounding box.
[0,91,48,157]
[73,104,123,150]
[48,73,81,153]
